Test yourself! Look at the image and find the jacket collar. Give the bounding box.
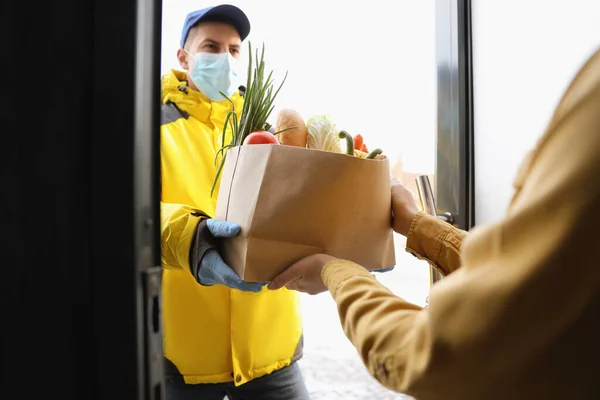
[161,69,243,124]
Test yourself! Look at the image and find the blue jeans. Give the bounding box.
[165,362,310,400]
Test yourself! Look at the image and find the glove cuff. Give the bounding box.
[189,216,217,283]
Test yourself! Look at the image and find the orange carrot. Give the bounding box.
[360,143,369,153]
[353,134,364,150]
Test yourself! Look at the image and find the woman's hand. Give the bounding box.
[268,254,338,295]
[391,177,420,236]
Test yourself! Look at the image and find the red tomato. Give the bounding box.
[243,131,281,145]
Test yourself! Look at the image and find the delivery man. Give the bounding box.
[159,5,309,399]
[270,47,600,399]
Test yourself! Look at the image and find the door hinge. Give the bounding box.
[142,266,164,400]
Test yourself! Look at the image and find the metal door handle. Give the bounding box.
[415,175,455,285]
[436,211,455,225]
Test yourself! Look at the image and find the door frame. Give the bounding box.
[434,0,475,231]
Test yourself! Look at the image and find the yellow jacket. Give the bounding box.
[321,47,600,399]
[159,70,303,385]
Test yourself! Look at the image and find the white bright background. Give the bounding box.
[472,0,600,225]
[161,0,436,176]
[161,1,436,398]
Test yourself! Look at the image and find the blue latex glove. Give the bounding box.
[196,220,267,293]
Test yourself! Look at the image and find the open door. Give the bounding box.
[418,0,475,288]
[434,0,475,234]
[3,0,164,398]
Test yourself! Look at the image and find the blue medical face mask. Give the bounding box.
[185,50,241,101]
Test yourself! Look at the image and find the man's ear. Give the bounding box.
[177,48,190,70]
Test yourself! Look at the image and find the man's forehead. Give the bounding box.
[191,21,241,42]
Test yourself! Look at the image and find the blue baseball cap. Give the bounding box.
[180,4,251,48]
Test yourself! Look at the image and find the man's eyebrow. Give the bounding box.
[200,38,220,45]
[198,38,240,48]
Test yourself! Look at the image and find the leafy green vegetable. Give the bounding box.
[211,42,288,197]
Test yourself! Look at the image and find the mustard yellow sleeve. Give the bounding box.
[405,212,467,276]
[160,202,205,273]
[321,49,600,399]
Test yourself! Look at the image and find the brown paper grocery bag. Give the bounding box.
[215,144,396,282]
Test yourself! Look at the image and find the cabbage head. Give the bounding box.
[305,114,341,153]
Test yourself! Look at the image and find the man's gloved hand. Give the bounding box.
[190,219,267,293]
